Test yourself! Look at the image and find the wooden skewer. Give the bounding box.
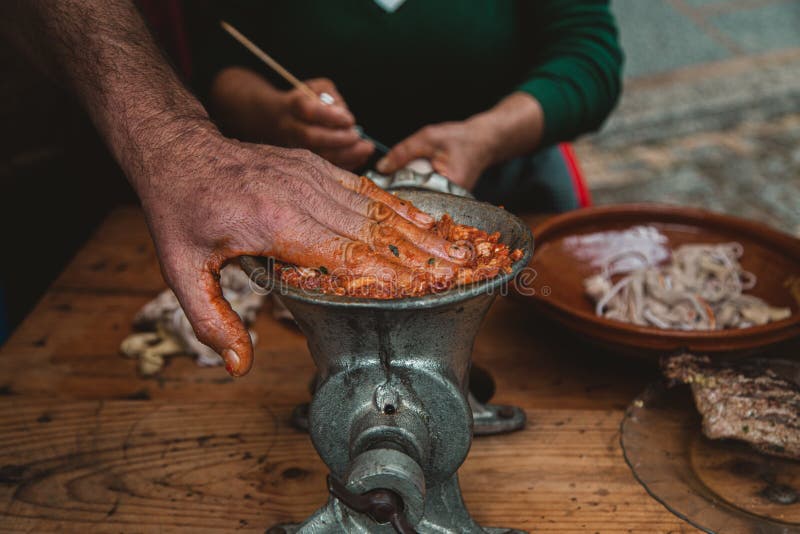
[220,20,318,101]
[220,20,390,155]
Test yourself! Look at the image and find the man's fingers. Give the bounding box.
[376,128,438,175]
[278,217,421,292]
[298,173,467,264]
[364,223,459,273]
[303,192,461,270]
[169,262,254,377]
[289,89,354,128]
[383,212,470,264]
[355,202,467,264]
[337,175,436,228]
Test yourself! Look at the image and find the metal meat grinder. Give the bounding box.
[241,189,533,533]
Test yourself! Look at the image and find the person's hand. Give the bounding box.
[274,78,374,170]
[139,124,468,377]
[375,120,496,191]
[374,92,546,192]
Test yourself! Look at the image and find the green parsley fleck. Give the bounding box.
[319,266,329,275]
[427,257,435,265]
[742,425,749,434]
[388,244,400,257]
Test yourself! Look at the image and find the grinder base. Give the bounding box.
[269,524,525,534]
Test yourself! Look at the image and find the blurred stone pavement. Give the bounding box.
[579,0,800,235]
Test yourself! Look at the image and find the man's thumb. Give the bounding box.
[171,268,254,377]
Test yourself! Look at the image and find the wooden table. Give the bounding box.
[0,207,695,532]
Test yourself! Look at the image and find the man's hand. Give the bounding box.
[0,0,534,380]
[141,125,468,376]
[376,92,546,191]
[211,69,374,170]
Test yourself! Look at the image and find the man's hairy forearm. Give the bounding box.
[0,0,213,195]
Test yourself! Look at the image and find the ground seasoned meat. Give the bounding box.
[275,214,523,299]
[662,353,800,460]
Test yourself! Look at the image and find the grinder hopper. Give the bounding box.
[241,190,533,533]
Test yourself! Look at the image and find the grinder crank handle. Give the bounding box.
[327,475,418,534]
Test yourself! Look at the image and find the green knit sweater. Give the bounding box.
[187,0,623,148]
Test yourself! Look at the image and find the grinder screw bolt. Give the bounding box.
[328,475,417,534]
[374,383,400,414]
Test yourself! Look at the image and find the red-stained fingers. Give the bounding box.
[293,189,460,272]
[164,255,254,377]
[337,174,435,228]
[273,217,423,294]
[301,169,467,264]
[381,212,470,264]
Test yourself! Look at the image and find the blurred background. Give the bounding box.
[0,0,798,343]
[580,0,800,232]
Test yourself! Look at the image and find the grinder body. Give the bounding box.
[280,292,521,533]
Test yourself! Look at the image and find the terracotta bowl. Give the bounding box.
[513,204,800,360]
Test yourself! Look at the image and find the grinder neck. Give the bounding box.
[287,293,497,387]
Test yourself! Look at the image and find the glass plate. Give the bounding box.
[621,359,800,533]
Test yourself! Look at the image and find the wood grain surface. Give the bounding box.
[0,402,689,533]
[0,206,693,532]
